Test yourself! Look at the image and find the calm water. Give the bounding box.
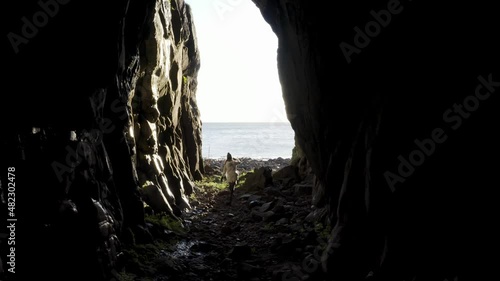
[202,122,295,159]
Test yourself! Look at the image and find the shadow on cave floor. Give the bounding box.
[116,172,331,281]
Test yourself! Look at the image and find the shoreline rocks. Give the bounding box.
[203,157,291,175]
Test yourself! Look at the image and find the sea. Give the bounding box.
[202,122,295,160]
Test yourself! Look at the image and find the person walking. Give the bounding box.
[221,152,240,205]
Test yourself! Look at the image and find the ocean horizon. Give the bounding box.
[201,122,295,160]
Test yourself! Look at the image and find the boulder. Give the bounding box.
[241,166,273,191]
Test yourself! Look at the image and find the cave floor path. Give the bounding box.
[146,177,320,281]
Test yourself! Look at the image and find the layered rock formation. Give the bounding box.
[2,0,202,279]
[252,0,499,280]
[133,0,203,217]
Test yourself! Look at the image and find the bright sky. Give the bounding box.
[185,0,288,123]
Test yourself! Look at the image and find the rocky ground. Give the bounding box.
[203,157,292,175]
[117,160,331,281]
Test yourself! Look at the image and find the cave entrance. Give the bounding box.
[186,0,295,161]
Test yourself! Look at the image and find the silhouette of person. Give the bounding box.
[221,152,240,205]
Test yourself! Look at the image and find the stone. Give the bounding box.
[190,241,216,253]
[248,200,262,208]
[271,198,286,213]
[272,165,299,182]
[229,243,252,260]
[203,164,216,175]
[275,218,289,225]
[305,207,328,222]
[221,225,232,235]
[141,183,173,213]
[258,201,275,213]
[251,209,276,222]
[264,186,282,197]
[248,194,263,202]
[239,193,253,200]
[241,166,273,191]
[293,184,313,196]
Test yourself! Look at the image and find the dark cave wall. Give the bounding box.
[253,0,499,280]
[1,0,202,279]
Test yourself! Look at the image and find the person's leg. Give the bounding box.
[227,182,235,205]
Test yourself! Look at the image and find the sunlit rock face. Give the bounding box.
[253,0,499,280]
[133,0,203,217]
[2,0,202,279]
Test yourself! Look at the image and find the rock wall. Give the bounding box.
[253,0,499,280]
[1,0,202,279]
[133,0,203,217]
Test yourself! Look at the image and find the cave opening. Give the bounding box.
[186,0,295,161]
[1,1,314,280]
[116,2,319,280]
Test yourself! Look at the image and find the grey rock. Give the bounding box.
[276,218,289,225]
[258,201,275,212]
[248,200,262,208]
[293,184,313,196]
[229,243,252,260]
[239,193,253,200]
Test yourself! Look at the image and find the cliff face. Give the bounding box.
[2,0,201,279]
[252,0,499,280]
[133,0,203,217]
